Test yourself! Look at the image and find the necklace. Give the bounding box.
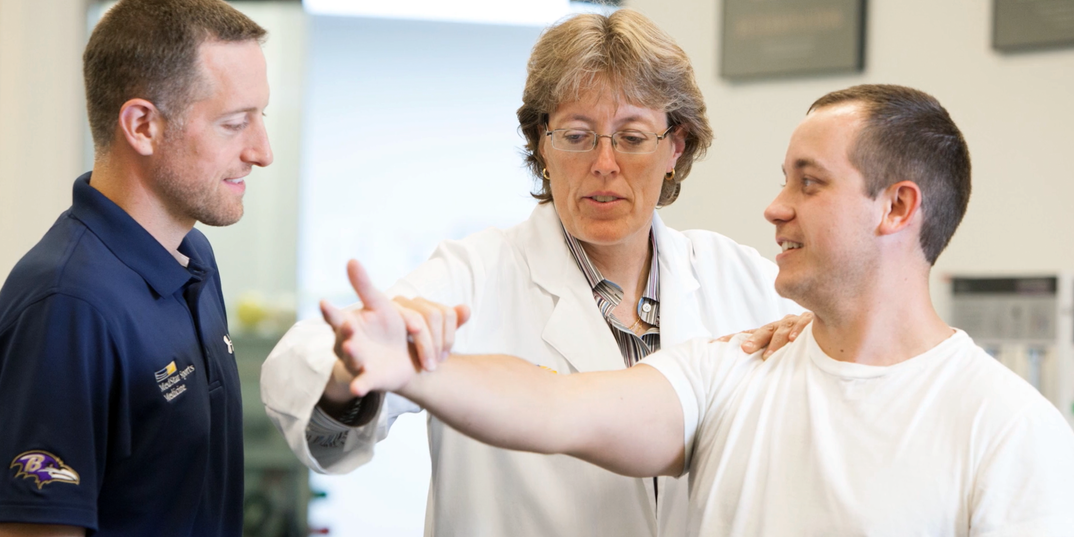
[629,317,647,334]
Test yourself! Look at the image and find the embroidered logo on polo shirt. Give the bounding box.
[156,360,196,402]
[154,361,178,382]
[10,451,80,489]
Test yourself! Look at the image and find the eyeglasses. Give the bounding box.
[545,126,674,154]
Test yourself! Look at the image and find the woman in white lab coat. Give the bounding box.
[261,9,802,537]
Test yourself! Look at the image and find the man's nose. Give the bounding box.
[764,190,793,224]
[244,121,273,167]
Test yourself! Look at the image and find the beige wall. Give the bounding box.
[0,0,87,278]
[630,0,1074,314]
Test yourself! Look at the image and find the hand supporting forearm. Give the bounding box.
[319,260,471,401]
[318,259,685,478]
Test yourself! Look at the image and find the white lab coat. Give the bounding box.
[261,203,801,537]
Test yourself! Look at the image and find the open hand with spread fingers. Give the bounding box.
[320,259,471,399]
[319,260,423,398]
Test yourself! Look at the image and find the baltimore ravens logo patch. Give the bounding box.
[10,451,80,489]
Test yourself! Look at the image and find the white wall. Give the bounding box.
[196,2,305,322]
[0,0,87,278]
[296,16,540,316]
[626,0,1074,312]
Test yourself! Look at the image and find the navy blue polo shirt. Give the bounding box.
[0,173,243,536]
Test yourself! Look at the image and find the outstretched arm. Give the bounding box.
[325,259,687,478]
[400,354,684,478]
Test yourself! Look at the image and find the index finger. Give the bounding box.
[346,259,392,312]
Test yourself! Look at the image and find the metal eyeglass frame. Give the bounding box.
[544,125,675,154]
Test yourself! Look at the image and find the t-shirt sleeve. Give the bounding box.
[969,399,1074,536]
[0,294,120,530]
[641,335,758,476]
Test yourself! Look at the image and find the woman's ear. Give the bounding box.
[667,125,686,170]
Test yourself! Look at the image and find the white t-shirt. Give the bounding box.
[643,325,1074,537]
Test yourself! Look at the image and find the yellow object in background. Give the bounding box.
[235,292,296,337]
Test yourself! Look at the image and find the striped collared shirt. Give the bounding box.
[562,226,661,367]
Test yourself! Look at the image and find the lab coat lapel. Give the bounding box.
[651,212,710,347]
[520,204,626,373]
[649,212,710,524]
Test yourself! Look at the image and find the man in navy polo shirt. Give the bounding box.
[0,0,272,535]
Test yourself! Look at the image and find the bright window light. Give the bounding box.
[302,0,615,26]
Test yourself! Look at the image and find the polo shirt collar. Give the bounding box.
[69,172,208,297]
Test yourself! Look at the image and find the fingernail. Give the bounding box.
[742,342,754,350]
[789,331,798,340]
[763,349,772,358]
[442,351,449,362]
[427,360,437,371]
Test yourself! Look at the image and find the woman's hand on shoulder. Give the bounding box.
[715,312,813,359]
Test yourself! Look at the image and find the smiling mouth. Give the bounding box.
[780,241,803,252]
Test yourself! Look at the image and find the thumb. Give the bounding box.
[320,299,345,330]
[349,374,375,399]
[454,304,472,328]
[346,259,391,312]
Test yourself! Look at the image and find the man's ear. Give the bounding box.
[878,180,922,236]
[117,98,166,156]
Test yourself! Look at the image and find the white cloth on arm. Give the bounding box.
[643,327,1074,537]
[260,202,802,537]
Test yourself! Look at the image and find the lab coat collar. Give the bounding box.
[518,203,621,373]
[519,203,708,373]
[650,209,708,348]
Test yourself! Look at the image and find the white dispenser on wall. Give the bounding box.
[949,275,1074,427]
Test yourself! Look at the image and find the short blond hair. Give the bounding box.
[518,8,712,206]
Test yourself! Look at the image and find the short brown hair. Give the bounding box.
[83,0,266,151]
[518,8,713,206]
[809,85,971,265]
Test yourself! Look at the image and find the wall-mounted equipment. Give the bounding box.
[950,275,1074,427]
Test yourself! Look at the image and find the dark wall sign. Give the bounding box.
[721,0,866,80]
[994,0,1074,52]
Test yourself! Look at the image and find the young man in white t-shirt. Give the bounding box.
[319,84,1074,536]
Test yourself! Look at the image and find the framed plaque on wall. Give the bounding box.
[994,0,1074,52]
[721,0,866,80]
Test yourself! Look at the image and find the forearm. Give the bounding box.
[0,524,86,537]
[399,354,578,455]
[397,356,685,477]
